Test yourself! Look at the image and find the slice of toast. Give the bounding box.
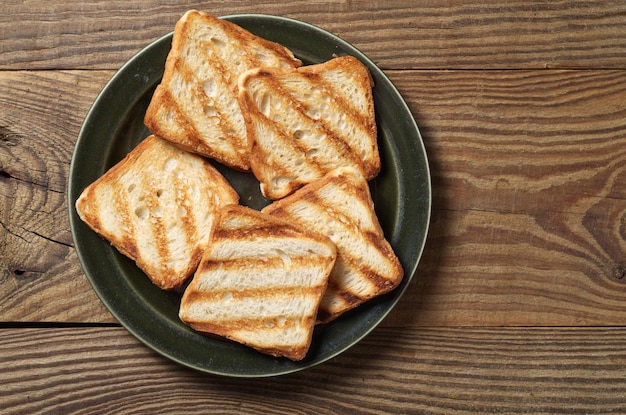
[238,55,380,200]
[262,167,403,323]
[179,204,336,361]
[144,10,301,171]
[75,135,239,290]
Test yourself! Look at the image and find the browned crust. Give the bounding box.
[213,204,336,248]
[196,255,328,275]
[183,285,328,309]
[185,318,312,361]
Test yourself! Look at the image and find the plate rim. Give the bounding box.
[68,13,431,377]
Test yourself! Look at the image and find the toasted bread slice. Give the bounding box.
[145,10,301,171]
[179,204,336,360]
[75,135,239,290]
[238,55,380,200]
[262,167,403,323]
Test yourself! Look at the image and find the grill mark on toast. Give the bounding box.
[315,309,333,323]
[172,58,242,156]
[199,255,329,273]
[167,166,200,276]
[205,317,304,331]
[315,196,400,292]
[297,71,372,170]
[263,71,361,173]
[249,121,320,198]
[183,285,327,306]
[111,178,137,259]
[248,73,326,176]
[194,41,241,143]
[266,175,402,321]
[212,222,305,241]
[337,288,363,306]
[152,86,198,144]
[319,66,378,176]
[142,173,171,277]
[332,242,394,299]
[342,245,399,290]
[309,192,395,289]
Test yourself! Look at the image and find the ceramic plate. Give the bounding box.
[68,14,431,377]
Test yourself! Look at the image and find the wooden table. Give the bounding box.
[2,1,626,413]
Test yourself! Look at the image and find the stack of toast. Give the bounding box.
[76,10,403,361]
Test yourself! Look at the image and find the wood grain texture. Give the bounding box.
[2,326,626,414]
[386,69,626,327]
[2,67,626,326]
[0,70,114,322]
[1,0,625,70]
[2,1,626,410]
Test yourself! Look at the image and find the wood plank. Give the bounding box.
[387,69,626,326]
[1,0,625,70]
[2,69,625,326]
[0,70,114,323]
[2,326,626,414]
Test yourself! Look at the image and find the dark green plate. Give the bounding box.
[68,14,431,377]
